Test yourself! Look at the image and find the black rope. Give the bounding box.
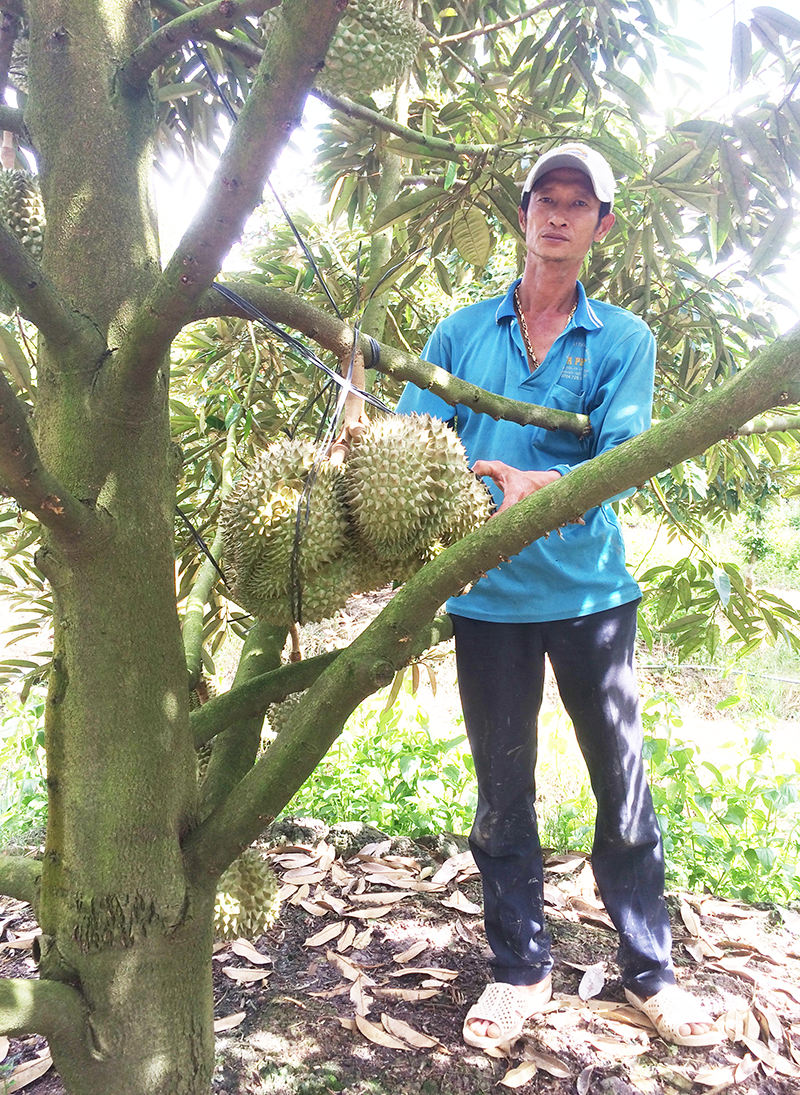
[176,506,229,588]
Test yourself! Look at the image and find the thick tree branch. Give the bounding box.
[111,0,344,409]
[120,0,278,92]
[0,854,41,908]
[151,0,264,67]
[0,370,96,537]
[185,325,800,878]
[0,978,88,1046]
[190,614,453,745]
[0,104,25,137]
[0,224,102,359]
[198,279,591,434]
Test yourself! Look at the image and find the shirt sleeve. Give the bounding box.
[548,324,656,495]
[395,323,457,423]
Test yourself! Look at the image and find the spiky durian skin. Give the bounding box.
[341,414,493,561]
[0,170,45,260]
[214,848,282,941]
[221,437,350,618]
[262,0,425,97]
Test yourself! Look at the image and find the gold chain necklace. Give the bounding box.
[514,286,577,371]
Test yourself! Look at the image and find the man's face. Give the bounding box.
[518,166,615,266]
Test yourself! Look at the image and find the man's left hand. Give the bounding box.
[471,461,561,515]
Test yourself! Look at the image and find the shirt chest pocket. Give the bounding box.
[530,381,589,458]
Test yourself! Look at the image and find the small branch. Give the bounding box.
[0,9,21,99]
[0,104,25,139]
[111,0,344,410]
[185,325,800,878]
[311,86,495,159]
[190,614,453,747]
[120,0,278,93]
[736,412,800,435]
[0,978,88,1045]
[435,2,559,45]
[0,854,41,908]
[0,224,101,358]
[197,279,591,434]
[0,370,95,538]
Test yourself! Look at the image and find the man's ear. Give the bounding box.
[518,205,527,233]
[594,211,615,242]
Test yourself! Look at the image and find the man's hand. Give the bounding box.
[472,461,561,515]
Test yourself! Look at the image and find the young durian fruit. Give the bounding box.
[221,437,350,615]
[0,170,45,260]
[261,0,425,97]
[213,848,282,941]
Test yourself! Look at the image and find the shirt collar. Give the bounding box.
[495,278,604,331]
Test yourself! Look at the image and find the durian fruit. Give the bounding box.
[266,689,307,737]
[214,848,282,941]
[0,170,45,260]
[261,0,425,98]
[222,437,350,618]
[341,414,492,562]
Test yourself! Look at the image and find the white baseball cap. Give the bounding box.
[521,143,616,206]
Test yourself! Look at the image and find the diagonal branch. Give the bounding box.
[435,2,560,45]
[151,0,264,67]
[0,224,102,359]
[184,324,800,879]
[0,370,96,538]
[196,278,591,434]
[110,0,345,410]
[0,978,88,1044]
[120,0,278,92]
[0,854,41,909]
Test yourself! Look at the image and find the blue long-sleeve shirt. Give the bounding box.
[396,278,655,623]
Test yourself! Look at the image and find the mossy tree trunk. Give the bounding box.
[0,4,799,1095]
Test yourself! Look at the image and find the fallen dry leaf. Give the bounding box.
[680,900,702,938]
[394,940,429,964]
[388,967,458,981]
[350,972,374,1016]
[429,851,475,887]
[587,1035,648,1058]
[683,939,705,964]
[313,891,350,915]
[576,1066,593,1095]
[304,921,345,948]
[287,883,310,906]
[738,1034,800,1076]
[734,1055,761,1084]
[348,891,407,905]
[299,900,330,917]
[271,852,317,869]
[354,1013,410,1050]
[326,950,367,983]
[569,898,615,931]
[542,883,569,908]
[330,862,353,887]
[351,925,375,950]
[440,890,481,915]
[7,1051,52,1092]
[282,867,327,884]
[519,1047,572,1078]
[578,963,605,1001]
[214,1012,246,1033]
[222,967,270,983]
[693,1064,737,1088]
[336,1017,357,1031]
[337,923,357,952]
[230,939,271,965]
[3,930,40,951]
[498,1061,538,1087]
[381,1013,442,1049]
[373,986,441,1002]
[346,906,394,920]
[454,919,479,945]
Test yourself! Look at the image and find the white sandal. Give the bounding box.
[625,985,723,1047]
[463,978,552,1050]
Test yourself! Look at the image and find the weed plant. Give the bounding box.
[0,691,47,839]
[286,680,477,837]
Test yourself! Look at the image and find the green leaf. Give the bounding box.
[371,186,443,233]
[601,69,653,115]
[0,326,32,394]
[747,205,794,278]
[713,567,732,607]
[433,258,453,296]
[731,22,752,85]
[451,206,492,267]
[732,116,789,191]
[752,5,800,40]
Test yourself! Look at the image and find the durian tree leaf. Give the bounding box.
[450,206,492,267]
[0,325,32,395]
[371,186,444,233]
[752,5,800,40]
[732,115,790,191]
[747,205,794,277]
[157,81,205,102]
[731,21,753,86]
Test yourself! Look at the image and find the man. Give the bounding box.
[397,144,720,1050]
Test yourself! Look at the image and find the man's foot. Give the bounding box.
[463,976,552,1049]
[624,985,723,1046]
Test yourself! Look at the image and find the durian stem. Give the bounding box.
[182,420,238,689]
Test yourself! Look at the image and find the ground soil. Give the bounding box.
[3,826,800,1095]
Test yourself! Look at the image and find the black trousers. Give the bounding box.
[452,602,676,996]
